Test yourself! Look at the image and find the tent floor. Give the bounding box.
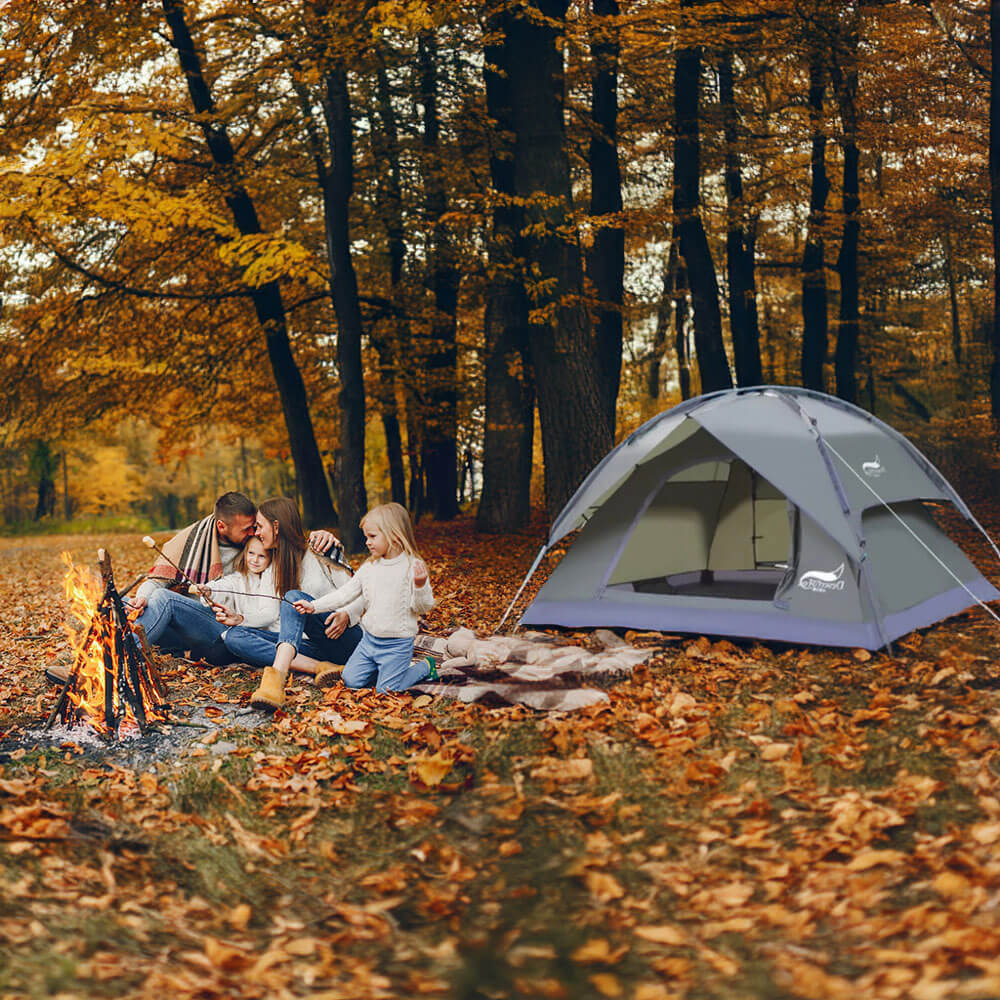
[623,567,785,602]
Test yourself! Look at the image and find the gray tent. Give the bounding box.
[515,387,999,649]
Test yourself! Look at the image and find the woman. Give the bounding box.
[220,497,363,709]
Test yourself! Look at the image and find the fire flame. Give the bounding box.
[61,553,165,734]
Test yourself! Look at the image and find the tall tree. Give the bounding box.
[719,47,763,387]
[992,0,1000,418]
[478,5,534,533]
[318,63,368,550]
[160,0,336,526]
[504,0,611,518]
[371,61,409,507]
[801,44,830,392]
[830,5,861,404]
[673,0,733,393]
[588,0,625,434]
[419,30,460,520]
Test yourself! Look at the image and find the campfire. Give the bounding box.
[46,549,169,738]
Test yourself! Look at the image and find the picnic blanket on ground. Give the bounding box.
[411,627,652,712]
[148,515,223,587]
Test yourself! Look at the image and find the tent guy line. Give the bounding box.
[822,437,1000,629]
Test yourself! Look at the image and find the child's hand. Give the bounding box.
[413,559,428,588]
[293,599,315,615]
[215,606,242,626]
[324,610,349,639]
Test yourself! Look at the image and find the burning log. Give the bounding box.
[45,549,168,738]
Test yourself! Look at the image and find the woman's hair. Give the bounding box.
[361,502,420,561]
[235,537,271,578]
[258,497,307,596]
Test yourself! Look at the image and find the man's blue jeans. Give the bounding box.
[135,589,225,655]
[222,589,362,668]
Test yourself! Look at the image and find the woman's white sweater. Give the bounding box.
[309,553,434,638]
[297,550,352,599]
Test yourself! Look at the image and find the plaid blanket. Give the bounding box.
[411,628,651,712]
[148,515,223,587]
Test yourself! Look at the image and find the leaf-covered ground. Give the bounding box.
[2,507,1000,1000]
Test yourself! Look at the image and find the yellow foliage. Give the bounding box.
[68,446,145,515]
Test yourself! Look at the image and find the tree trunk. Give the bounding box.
[372,63,408,506]
[161,0,335,527]
[675,250,692,400]
[319,66,367,551]
[588,0,624,435]
[801,48,830,392]
[61,448,70,519]
[406,399,424,520]
[990,0,1000,417]
[478,9,534,533]
[30,440,56,521]
[831,14,860,405]
[419,32,460,521]
[505,0,612,520]
[719,48,763,387]
[673,5,732,393]
[649,245,674,402]
[942,230,962,365]
[651,237,687,401]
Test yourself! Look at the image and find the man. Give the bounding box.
[130,491,259,659]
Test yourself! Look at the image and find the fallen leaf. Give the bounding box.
[584,870,625,902]
[847,849,907,871]
[970,822,1000,845]
[412,752,453,787]
[634,925,687,946]
[571,938,627,964]
[589,972,623,997]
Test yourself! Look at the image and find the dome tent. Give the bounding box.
[513,387,1000,650]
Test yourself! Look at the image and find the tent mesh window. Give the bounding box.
[607,459,792,601]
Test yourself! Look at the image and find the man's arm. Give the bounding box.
[307,530,342,557]
[131,575,170,612]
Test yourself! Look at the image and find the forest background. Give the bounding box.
[1,0,997,551]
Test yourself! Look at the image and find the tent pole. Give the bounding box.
[497,544,548,633]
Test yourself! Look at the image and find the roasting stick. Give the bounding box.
[140,536,239,613]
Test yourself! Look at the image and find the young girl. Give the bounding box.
[293,502,435,693]
[198,536,279,630]
[199,537,338,680]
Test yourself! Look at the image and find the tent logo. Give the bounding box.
[799,563,846,593]
[862,455,884,478]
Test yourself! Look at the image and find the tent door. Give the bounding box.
[605,458,792,601]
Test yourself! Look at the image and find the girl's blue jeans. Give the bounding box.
[221,589,362,668]
[342,632,430,693]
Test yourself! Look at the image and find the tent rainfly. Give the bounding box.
[513,387,1000,650]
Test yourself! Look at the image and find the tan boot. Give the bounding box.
[250,666,286,710]
[314,662,342,688]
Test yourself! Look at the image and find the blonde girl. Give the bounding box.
[294,502,435,692]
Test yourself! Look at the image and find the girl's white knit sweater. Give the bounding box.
[202,566,281,630]
[309,553,434,638]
